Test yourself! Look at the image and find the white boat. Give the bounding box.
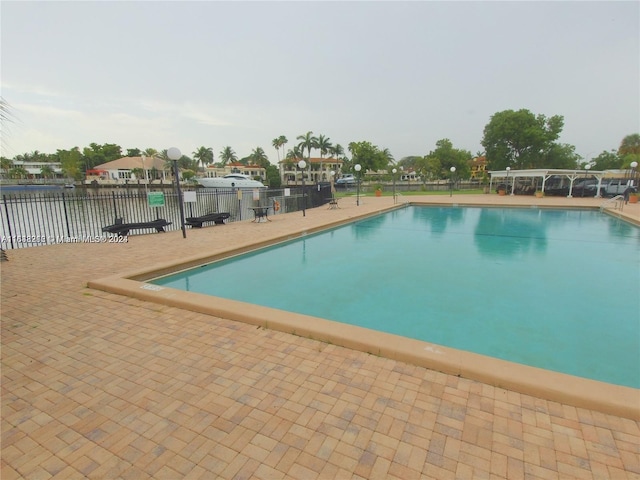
[196,174,266,189]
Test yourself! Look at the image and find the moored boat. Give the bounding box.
[196,174,266,189]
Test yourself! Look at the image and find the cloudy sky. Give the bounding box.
[1,1,638,164]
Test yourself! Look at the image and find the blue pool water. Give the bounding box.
[152,206,640,388]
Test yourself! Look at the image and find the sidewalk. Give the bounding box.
[2,195,639,479]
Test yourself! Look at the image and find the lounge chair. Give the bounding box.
[185,212,231,228]
[102,218,171,237]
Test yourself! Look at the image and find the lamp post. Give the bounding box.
[631,161,638,186]
[167,147,186,239]
[449,166,456,197]
[582,164,591,197]
[354,164,362,206]
[506,166,511,195]
[298,159,307,216]
[392,168,397,204]
[330,170,335,199]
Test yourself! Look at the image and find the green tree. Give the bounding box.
[58,147,83,180]
[219,146,237,166]
[265,164,281,188]
[619,134,640,156]
[481,109,564,170]
[130,168,144,183]
[126,148,142,157]
[9,166,28,179]
[272,136,288,163]
[417,139,471,181]
[40,164,55,179]
[328,143,344,161]
[1,157,13,177]
[414,155,441,183]
[348,141,391,174]
[249,147,269,167]
[193,146,214,172]
[592,150,620,171]
[618,133,640,168]
[297,131,317,161]
[544,143,581,169]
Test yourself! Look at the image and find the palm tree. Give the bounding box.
[192,146,214,172]
[1,157,13,177]
[297,131,317,161]
[297,131,317,182]
[316,135,333,181]
[381,148,395,164]
[278,135,287,162]
[272,138,281,162]
[40,164,55,179]
[219,146,237,166]
[249,147,269,167]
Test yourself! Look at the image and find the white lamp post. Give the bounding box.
[330,170,335,198]
[506,166,511,195]
[167,147,186,238]
[450,166,456,197]
[392,168,397,204]
[298,159,307,216]
[354,164,362,206]
[582,164,591,197]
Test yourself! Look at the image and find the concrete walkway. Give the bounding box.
[2,194,639,479]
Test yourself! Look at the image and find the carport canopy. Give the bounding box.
[488,168,606,197]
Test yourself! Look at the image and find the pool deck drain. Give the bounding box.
[2,195,639,479]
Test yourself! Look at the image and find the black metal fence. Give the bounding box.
[1,184,331,249]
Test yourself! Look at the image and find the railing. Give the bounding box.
[1,184,331,249]
[599,195,625,213]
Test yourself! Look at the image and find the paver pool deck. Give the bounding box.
[2,194,639,479]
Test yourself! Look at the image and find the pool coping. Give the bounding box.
[87,203,640,421]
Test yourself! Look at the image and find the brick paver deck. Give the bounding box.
[2,195,639,479]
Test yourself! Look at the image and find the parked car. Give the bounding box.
[571,178,599,197]
[335,174,356,185]
[601,178,637,197]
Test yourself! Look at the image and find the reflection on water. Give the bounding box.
[474,208,548,257]
[412,206,465,235]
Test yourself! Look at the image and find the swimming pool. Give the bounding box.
[151,206,640,388]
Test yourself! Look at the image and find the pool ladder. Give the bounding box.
[599,195,625,213]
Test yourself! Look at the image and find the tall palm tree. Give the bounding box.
[297,131,317,181]
[192,146,214,172]
[316,135,333,181]
[278,135,287,162]
[286,145,304,162]
[381,148,395,164]
[272,138,283,162]
[328,144,344,174]
[250,147,269,167]
[219,146,237,166]
[297,131,317,161]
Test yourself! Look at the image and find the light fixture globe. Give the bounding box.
[167,147,181,161]
[631,161,638,168]
[585,164,591,171]
[506,166,511,172]
[354,164,362,172]
[298,159,306,169]
[450,166,456,173]
[392,168,397,174]
[330,170,335,177]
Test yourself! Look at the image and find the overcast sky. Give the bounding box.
[2,1,638,164]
